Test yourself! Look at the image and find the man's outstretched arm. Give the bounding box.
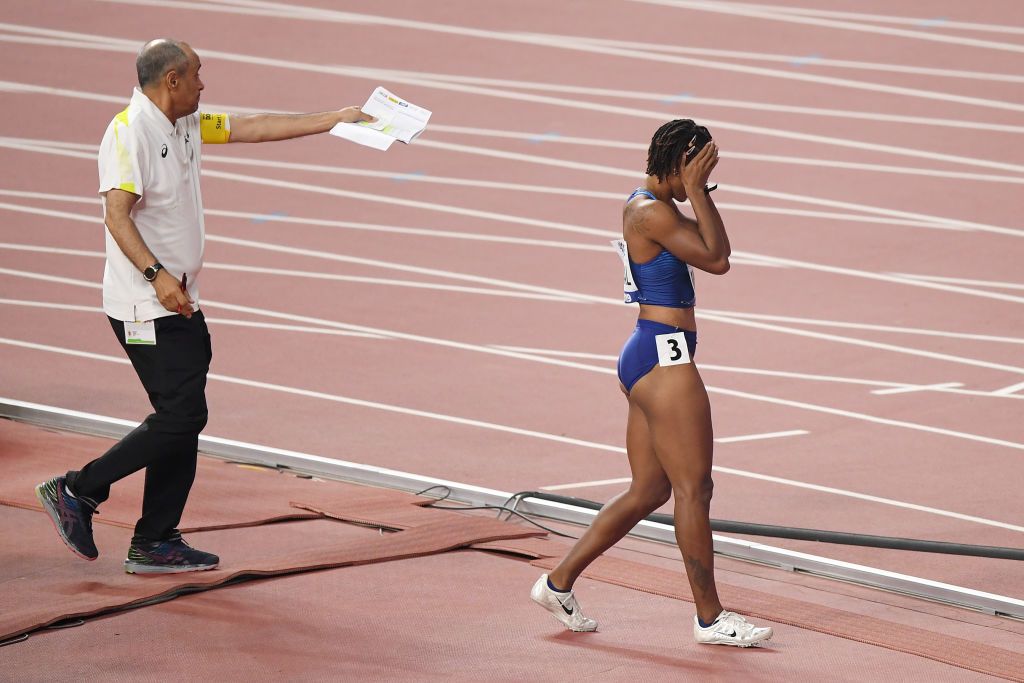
[226,107,374,143]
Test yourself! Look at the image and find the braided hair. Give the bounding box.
[645,119,712,182]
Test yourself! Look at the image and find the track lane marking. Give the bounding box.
[3,334,1023,534]
[871,382,964,395]
[2,202,1022,377]
[0,298,387,338]
[491,345,1022,401]
[1,267,1022,452]
[80,0,1024,111]
[633,0,1024,54]
[6,22,1024,173]
[715,429,810,443]
[7,79,1023,184]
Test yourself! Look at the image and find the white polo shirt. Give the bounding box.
[97,87,230,322]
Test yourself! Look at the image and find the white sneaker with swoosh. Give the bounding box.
[693,610,773,647]
[530,574,598,632]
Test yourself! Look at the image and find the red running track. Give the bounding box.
[1,0,1022,642]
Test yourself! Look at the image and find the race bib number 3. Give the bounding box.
[655,332,691,366]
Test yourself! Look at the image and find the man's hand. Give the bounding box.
[153,269,194,318]
[338,106,376,124]
[682,141,719,194]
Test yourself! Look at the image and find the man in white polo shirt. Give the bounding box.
[35,38,374,574]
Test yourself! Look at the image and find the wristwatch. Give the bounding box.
[143,262,164,282]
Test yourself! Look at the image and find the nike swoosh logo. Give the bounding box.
[723,630,736,637]
[560,601,574,616]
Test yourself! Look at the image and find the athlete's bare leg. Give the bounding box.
[628,362,724,624]
[547,394,671,590]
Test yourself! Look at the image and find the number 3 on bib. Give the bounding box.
[655,332,691,367]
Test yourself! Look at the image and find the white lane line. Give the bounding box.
[3,199,1022,379]
[633,0,1024,54]
[394,72,1024,134]
[3,110,1021,239]
[204,168,612,238]
[408,139,1023,235]
[202,152,623,200]
[206,318,386,338]
[206,262,583,304]
[0,148,970,238]
[491,345,1024,401]
[0,137,614,239]
[992,380,1024,397]
[542,464,1024,534]
[145,66,1024,135]
[0,335,624,453]
[0,241,585,304]
[0,188,612,252]
[710,465,1024,534]
[8,83,1024,187]
[707,2,1024,35]
[573,36,1024,83]
[7,22,1024,176]
[9,73,1024,186]
[3,265,1023,454]
[892,272,1024,292]
[4,333,1022,534]
[0,298,388,338]
[733,253,1024,305]
[0,267,614,373]
[541,478,631,491]
[706,310,1024,345]
[700,311,1024,376]
[4,184,959,246]
[871,382,964,396]
[711,384,1024,451]
[714,429,809,443]
[86,0,1024,113]
[428,125,1024,185]
[202,154,1014,230]
[5,194,1020,331]
[203,235,596,301]
[30,1,1023,85]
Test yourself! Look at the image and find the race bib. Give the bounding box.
[655,332,691,366]
[611,239,639,304]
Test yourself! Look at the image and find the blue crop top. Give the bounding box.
[612,188,695,309]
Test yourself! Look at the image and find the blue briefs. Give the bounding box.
[617,319,697,392]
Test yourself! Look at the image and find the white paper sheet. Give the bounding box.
[329,87,431,151]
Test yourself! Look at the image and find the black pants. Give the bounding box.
[67,311,212,543]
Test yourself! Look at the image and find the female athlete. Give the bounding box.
[531,119,773,648]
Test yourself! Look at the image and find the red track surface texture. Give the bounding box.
[1,0,1022,678]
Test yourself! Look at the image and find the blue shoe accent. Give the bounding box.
[124,532,219,574]
[35,475,98,560]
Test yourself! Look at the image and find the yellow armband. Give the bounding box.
[199,112,231,144]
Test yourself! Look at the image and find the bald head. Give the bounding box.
[136,39,192,89]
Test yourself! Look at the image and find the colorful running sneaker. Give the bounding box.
[693,611,773,647]
[35,475,99,560]
[124,533,219,574]
[530,574,598,632]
